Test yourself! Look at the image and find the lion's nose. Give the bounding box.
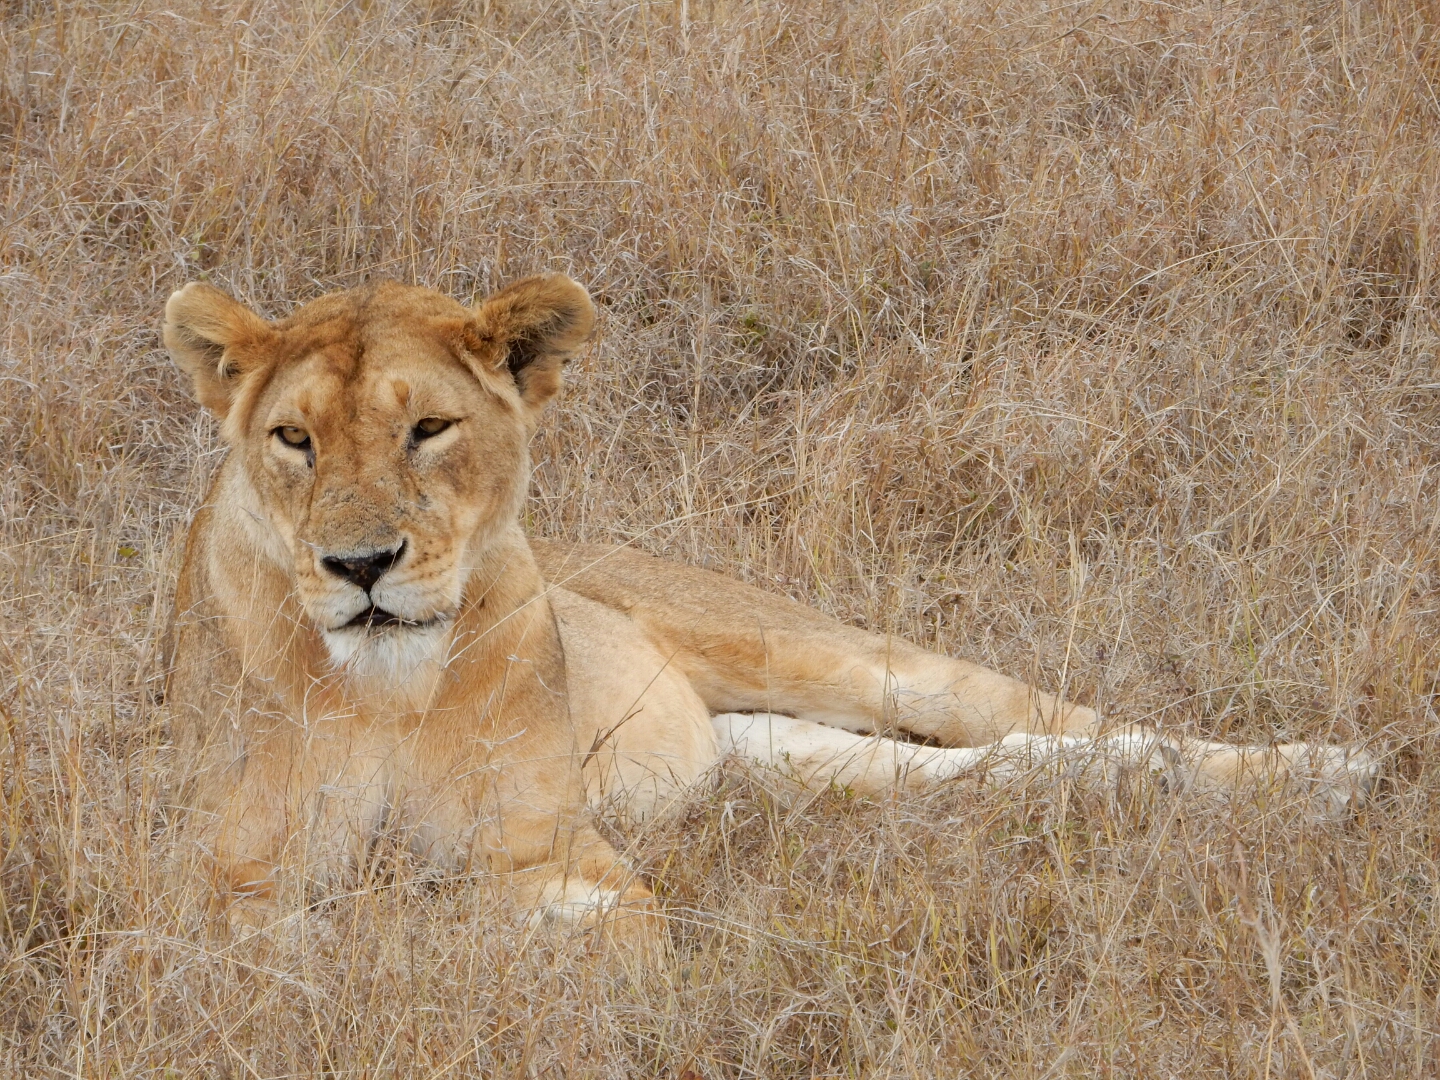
[320,542,406,593]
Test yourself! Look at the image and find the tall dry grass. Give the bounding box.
[3,0,1440,1074]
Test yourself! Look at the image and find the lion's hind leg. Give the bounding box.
[713,713,1177,797]
[1177,738,1380,817]
[717,714,1378,818]
[714,712,989,795]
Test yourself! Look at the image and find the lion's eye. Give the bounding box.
[413,417,452,440]
[275,426,311,449]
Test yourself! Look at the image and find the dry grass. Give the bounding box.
[3,0,1440,1074]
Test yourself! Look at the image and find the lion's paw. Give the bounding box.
[1287,744,1381,818]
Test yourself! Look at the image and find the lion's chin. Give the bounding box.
[321,619,453,702]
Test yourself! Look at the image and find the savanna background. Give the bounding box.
[3,0,1439,1075]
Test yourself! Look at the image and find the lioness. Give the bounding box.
[163,274,1377,928]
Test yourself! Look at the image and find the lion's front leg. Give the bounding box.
[408,793,660,939]
[181,724,296,904]
[182,715,393,911]
[395,724,660,940]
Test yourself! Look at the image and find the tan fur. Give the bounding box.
[163,276,1379,936]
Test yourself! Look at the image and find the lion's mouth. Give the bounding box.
[340,605,445,632]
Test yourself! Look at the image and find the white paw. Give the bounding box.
[531,879,625,927]
[1289,744,1381,818]
[225,896,283,938]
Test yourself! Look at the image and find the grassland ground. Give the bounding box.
[3,0,1440,1075]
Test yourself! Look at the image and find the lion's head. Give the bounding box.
[164,275,593,680]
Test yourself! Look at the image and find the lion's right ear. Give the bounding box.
[163,283,275,416]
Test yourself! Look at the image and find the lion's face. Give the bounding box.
[164,276,593,679]
[231,299,526,675]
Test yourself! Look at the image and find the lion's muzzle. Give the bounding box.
[320,542,407,592]
[307,539,454,637]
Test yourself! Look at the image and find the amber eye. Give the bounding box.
[413,417,452,440]
[275,425,311,449]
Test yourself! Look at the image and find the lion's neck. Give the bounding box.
[459,523,547,613]
[334,625,453,712]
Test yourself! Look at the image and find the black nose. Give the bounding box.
[321,543,405,592]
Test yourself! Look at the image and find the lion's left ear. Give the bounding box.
[465,274,595,411]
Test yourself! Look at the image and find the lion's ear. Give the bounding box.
[163,283,275,417]
[466,274,595,411]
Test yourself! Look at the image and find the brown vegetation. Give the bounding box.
[3,0,1439,1074]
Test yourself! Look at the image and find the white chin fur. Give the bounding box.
[322,623,451,702]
